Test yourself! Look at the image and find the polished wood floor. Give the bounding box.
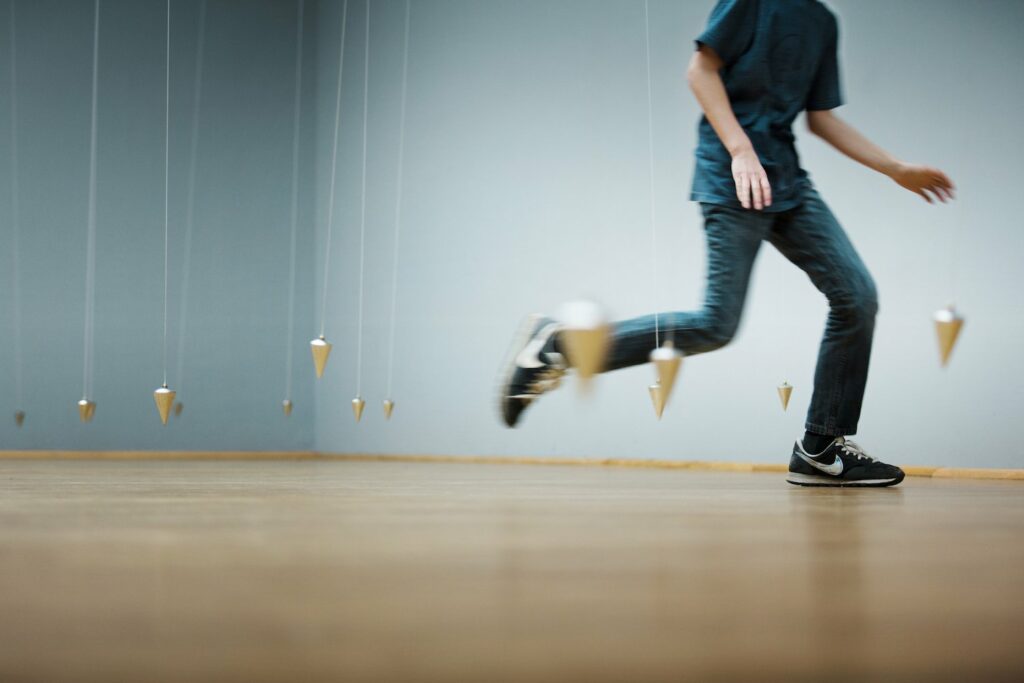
[0,459,1022,682]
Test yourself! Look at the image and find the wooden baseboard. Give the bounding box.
[1,450,1021,480]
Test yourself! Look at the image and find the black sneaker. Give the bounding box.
[786,437,905,488]
[498,315,566,428]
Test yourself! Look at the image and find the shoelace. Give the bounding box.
[837,437,876,462]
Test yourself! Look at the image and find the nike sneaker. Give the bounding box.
[786,436,905,487]
[498,315,566,428]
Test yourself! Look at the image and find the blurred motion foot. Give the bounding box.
[499,315,566,428]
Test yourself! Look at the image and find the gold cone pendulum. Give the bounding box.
[14,411,26,428]
[282,399,294,417]
[78,398,97,423]
[173,401,184,418]
[351,396,365,422]
[777,382,793,411]
[154,385,176,425]
[558,300,611,391]
[648,341,683,418]
[934,306,965,367]
[310,336,332,379]
[382,399,394,420]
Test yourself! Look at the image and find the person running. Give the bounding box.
[499,0,955,487]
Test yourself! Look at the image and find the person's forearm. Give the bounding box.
[806,110,900,177]
[686,53,751,156]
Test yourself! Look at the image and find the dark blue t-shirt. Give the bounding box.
[690,0,842,212]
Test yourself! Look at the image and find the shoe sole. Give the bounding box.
[786,472,905,488]
[496,314,543,428]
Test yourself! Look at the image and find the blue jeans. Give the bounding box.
[605,187,877,436]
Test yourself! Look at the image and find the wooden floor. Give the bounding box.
[0,460,1022,682]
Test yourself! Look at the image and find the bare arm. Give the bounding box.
[806,109,955,203]
[687,45,771,210]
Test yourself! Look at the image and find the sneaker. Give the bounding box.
[786,436,905,488]
[498,315,567,428]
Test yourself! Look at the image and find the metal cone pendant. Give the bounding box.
[154,385,176,425]
[282,399,293,416]
[777,382,793,411]
[383,399,394,420]
[351,396,365,422]
[14,411,25,427]
[648,383,665,419]
[558,301,611,390]
[310,336,332,378]
[649,341,683,413]
[78,399,97,423]
[173,401,184,418]
[934,306,964,367]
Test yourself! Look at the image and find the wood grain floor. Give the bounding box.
[0,459,1022,682]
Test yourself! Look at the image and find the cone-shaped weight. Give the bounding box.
[173,401,184,418]
[934,306,964,367]
[310,336,332,378]
[78,399,97,423]
[649,342,683,413]
[352,396,365,422]
[14,411,25,427]
[282,399,293,417]
[648,383,665,420]
[558,300,611,389]
[383,399,394,420]
[777,382,793,411]
[154,385,176,425]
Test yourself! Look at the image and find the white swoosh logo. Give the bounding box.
[797,449,844,476]
[515,325,557,369]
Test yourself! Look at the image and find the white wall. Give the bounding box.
[312,0,1024,468]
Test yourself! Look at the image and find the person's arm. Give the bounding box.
[806,109,955,203]
[687,45,771,210]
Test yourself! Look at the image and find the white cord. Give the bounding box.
[354,0,370,396]
[385,0,411,398]
[284,0,305,401]
[82,0,100,398]
[642,0,659,349]
[9,0,23,406]
[161,0,170,388]
[318,0,349,339]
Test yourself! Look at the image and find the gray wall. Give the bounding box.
[0,0,317,450]
[313,0,1024,468]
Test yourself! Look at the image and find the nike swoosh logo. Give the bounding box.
[796,449,844,476]
[515,325,557,369]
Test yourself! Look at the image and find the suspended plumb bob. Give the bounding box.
[777,382,793,411]
[282,399,294,417]
[383,399,394,420]
[154,385,176,425]
[558,301,611,390]
[14,411,25,428]
[78,399,97,423]
[310,336,332,378]
[648,341,683,418]
[173,401,184,418]
[934,306,964,367]
[352,397,365,422]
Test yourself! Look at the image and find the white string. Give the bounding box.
[173,0,207,397]
[82,0,101,399]
[385,0,411,398]
[642,0,659,349]
[354,0,370,396]
[8,0,23,406]
[161,0,170,388]
[318,0,349,339]
[284,0,305,401]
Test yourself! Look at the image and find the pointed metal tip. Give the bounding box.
[383,399,394,420]
[154,386,176,425]
[310,337,333,378]
[777,382,793,411]
[282,399,294,416]
[78,399,97,423]
[352,396,365,422]
[14,411,25,427]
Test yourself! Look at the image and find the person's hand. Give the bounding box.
[891,163,955,203]
[731,147,771,210]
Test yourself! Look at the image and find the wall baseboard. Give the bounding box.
[0,450,1021,481]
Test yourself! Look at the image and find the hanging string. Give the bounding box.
[284,0,305,401]
[354,0,370,396]
[318,0,349,339]
[642,0,659,349]
[8,0,23,407]
[82,0,101,400]
[161,0,171,387]
[172,0,207,398]
[384,0,411,399]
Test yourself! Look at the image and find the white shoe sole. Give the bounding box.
[786,472,903,488]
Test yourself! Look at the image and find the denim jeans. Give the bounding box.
[605,186,877,436]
